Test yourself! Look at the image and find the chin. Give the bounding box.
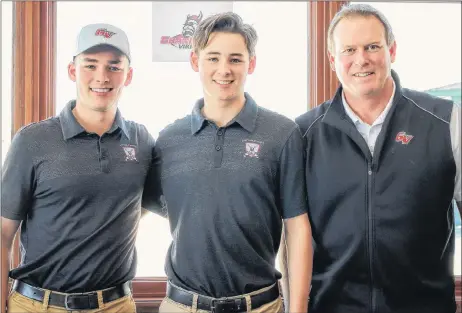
[351,84,375,96]
[220,94,234,99]
[91,104,112,112]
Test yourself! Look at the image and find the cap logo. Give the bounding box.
[95,28,116,39]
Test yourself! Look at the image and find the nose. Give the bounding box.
[354,49,369,67]
[217,60,231,76]
[95,67,109,83]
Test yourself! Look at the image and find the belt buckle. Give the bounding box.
[210,298,243,313]
[64,293,92,310]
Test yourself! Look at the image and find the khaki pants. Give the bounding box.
[7,290,136,313]
[159,283,283,313]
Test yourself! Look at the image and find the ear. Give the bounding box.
[248,56,256,74]
[190,51,199,72]
[124,67,133,86]
[389,40,397,63]
[327,50,336,72]
[68,62,77,82]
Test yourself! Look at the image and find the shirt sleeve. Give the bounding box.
[279,125,308,219]
[141,134,166,217]
[450,104,461,202]
[1,129,35,220]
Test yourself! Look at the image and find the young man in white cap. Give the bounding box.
[1,23,162,313]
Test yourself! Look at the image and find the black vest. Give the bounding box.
[296,71,457,313]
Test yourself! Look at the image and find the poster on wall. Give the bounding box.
[152,2,233,62]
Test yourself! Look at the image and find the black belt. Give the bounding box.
[12,280,132,310]
[167,282,280,313]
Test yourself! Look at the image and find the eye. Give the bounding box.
[84,65,96,69]
[367,44,381,52]
[342,48,355,55]
[109,66,122,72]
[208,57,219,63]
[230,58,242,64]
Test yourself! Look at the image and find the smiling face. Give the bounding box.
[68,48,133,113]
[190,32,256,106]
[328,15,396,101]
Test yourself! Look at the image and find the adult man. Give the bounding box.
[157,12,312,313]
[295,4,461,313]
[1,23,162,313]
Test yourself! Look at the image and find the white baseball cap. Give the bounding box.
[74,23,131,62]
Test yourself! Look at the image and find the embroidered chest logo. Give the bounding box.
[243,140,264,158]
[121,145,137,161]
[395,131,414,145]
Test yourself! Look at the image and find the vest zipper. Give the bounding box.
[367,162,376,313]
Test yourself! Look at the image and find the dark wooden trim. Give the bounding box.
[308,1,346,109]
[456,276,461,312]
[12,1,56,133]
[10,0,56,268]
[132,277,166,310]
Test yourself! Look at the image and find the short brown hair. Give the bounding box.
[192,12,258,57]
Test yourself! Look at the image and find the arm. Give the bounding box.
[284,214,312,313]
[450,105,461,217]
[277,126,312,312]
[1,130,36,312]
[277,226,290,312]
[141,137,166,218]
[1,218,21,313]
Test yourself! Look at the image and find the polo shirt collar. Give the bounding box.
[233,93,258,133]
[190,92,258,134]
[190,98,207,135]
[59,100,130,140]
[113,108,130,139]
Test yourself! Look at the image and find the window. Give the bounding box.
[357,2,462,276]
[56,1,308,277]
[2,1,13,166]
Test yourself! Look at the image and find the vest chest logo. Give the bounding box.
[243,139,264,158]
[121,144,138,161]
[395,131,414,145]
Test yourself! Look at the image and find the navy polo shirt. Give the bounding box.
[1,100,163,292]
[157,93,307,297]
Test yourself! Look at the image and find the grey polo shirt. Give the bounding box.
[157,93,307,297]
[1,100,163,292]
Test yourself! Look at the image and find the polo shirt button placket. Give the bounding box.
[214,128,225,167]
[99,136,110,173]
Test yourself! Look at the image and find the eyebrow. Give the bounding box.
[205,52,245,57]
[82,58,122,64]
[342,41,382,48]
[365,41,381,46]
